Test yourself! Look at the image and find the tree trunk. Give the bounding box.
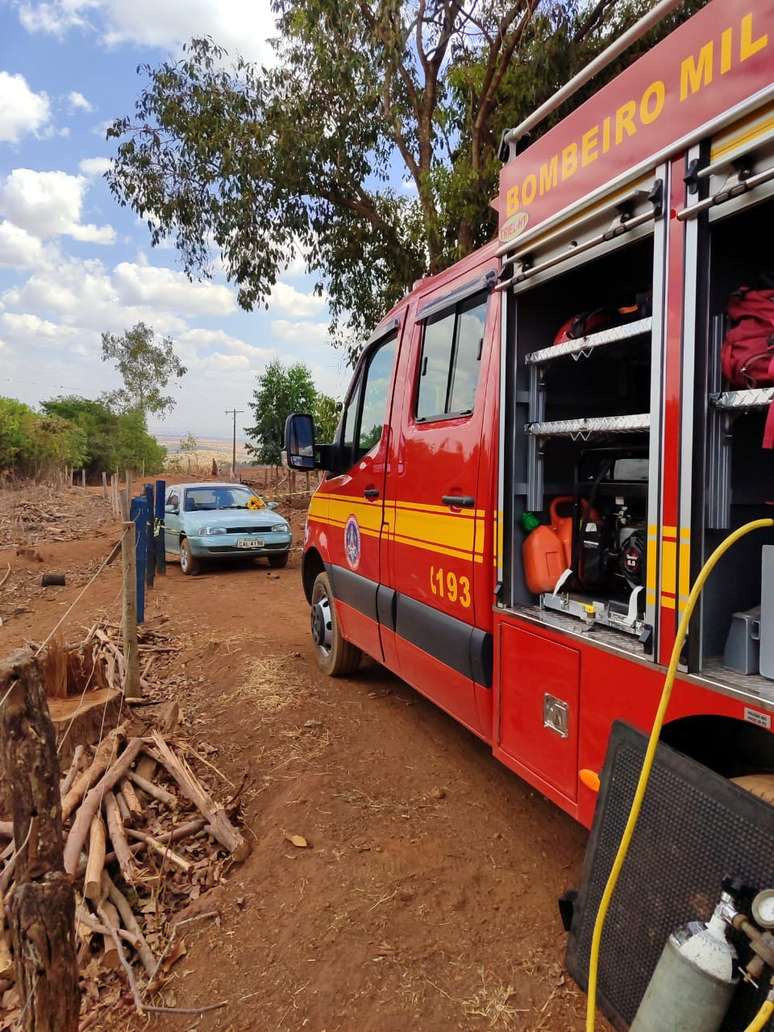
[0,650,79,1032]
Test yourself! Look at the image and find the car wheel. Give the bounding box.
[268,552,289,569]
[310,571,361,676]
[180,538,200,576]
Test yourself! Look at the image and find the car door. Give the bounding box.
[387,272,495,730]
[164,488,182,553]
[323,327,401,662]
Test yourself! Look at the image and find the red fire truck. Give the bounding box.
[286,0,774,831]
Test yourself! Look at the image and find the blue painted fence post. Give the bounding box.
[144,483,155,588]
[129,496,148,624]
[155,479,166,576]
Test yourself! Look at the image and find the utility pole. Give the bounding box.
[225,408,243,480]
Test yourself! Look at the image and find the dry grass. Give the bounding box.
[461,968,526,1029]
[235,655,305,714]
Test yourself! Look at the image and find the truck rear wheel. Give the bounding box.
[732,773,774,806]
[310,572,361,676]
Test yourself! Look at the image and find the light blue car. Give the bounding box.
[164,482,292,575]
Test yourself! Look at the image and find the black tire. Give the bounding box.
[732,773,774,806]
[179,538,200,576]
[310,571,361,676]
[268,552,289,569]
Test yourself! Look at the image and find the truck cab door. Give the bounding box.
[322,329,400,662]
[386,273,495,733]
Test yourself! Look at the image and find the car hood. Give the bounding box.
[184,508,288,531]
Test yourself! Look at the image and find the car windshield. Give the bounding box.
[184,487,258,512]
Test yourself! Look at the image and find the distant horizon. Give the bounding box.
[154,430,249,444]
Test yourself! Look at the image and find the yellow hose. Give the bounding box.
[585,517,774,1032]
[745,999,774,1032]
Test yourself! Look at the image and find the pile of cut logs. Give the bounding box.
[0,707,249,1028]
[83,620,181,697]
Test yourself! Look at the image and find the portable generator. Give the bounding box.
[540,447,650,639]
[572,447,649,597]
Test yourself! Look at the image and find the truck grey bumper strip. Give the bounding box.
[329,564,492,688]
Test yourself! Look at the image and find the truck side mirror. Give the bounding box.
[284,413,317,470]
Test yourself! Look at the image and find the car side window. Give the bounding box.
[416,290,489,421]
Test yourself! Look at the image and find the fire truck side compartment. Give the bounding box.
[691,193,774,678]
[507,234,655,643]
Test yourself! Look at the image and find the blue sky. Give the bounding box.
[0,0,356,438]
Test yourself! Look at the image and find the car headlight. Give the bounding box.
[201,526,228,536]
[275,522,290,534]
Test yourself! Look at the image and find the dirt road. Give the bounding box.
[0,484,607,1031]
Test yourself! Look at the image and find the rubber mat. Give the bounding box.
[566,721,774,1031]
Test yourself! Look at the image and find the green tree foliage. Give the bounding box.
[313,393,340,443]
[0,397,87,475]
[179,431,199,471]
[246,360,317,465]
[101,322,187,417]
[40,395,166,475]
[107,3,704,359]
[112,409,167,472]
[42,396,117,472]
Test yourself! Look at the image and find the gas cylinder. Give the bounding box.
[630,895,738,1032]
[521,513,565,594]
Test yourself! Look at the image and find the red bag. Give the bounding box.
[721,285,774,448]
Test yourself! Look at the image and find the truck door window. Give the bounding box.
[448,294,487,415]
[416,290,488,421]
[341,366,364,456]
[339,335,397,469]
[356,337,396,458]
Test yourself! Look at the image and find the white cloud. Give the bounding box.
[0,71,51,143]
[113,261,236,316]
[268,281,326,318]
[178,327,270,364]
[78,156,112,177]
[16,0,95,34]
[0,311,78,341]
[0,168,115,244]
[3,254,186,335]
[16,0,276,63]
[67,90,93,113]
[271,319,330,347]
[0,220,44,268]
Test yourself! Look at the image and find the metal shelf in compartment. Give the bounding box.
[525,412,650,440]
[711,387,774,411]
[525,317,652,366]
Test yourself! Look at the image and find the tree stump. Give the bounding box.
[0,649,79,1032]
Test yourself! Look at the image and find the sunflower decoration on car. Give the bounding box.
[247,494,266,510]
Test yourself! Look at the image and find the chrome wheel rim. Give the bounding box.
[311,591,332,656]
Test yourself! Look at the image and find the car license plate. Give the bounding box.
[236,538,263,549]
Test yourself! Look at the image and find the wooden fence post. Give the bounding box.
[101,471,107,499]
[0,650,79,1032]
[121,522,141,700]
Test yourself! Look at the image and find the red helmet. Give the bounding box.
[554,308,615,345]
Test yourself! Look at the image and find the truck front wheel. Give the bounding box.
[310,571,361,676]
